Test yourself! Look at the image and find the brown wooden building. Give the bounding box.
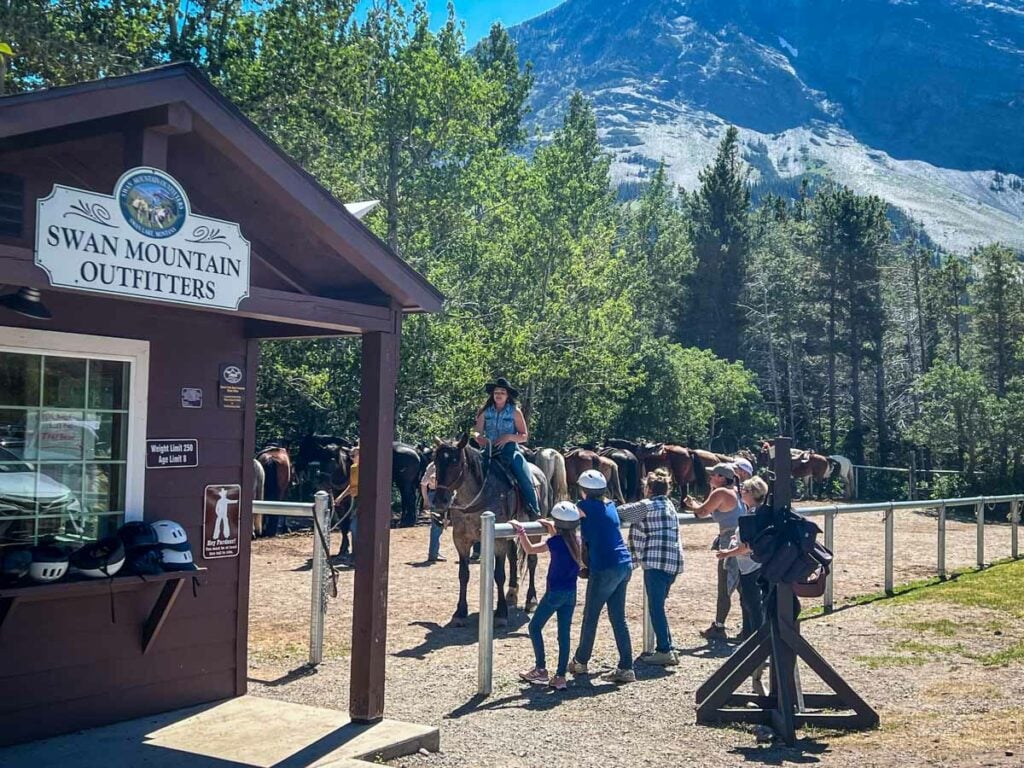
[0,64,441,746]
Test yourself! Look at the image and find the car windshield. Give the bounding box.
[0,446,33,473]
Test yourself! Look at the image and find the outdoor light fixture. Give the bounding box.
[0,287,52,320]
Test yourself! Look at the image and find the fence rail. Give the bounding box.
[475,494,1023,695]
[252,492,332,665]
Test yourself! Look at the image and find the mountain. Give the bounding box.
[509,0,1024,251]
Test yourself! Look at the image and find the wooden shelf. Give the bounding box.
[0,568,207,654]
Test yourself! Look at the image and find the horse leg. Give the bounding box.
[253,513,262,539]
[339,515,351,557]
[525,553,539,613]
[398,481,417,528]
[453,535,472,627]
[494,544,509,628]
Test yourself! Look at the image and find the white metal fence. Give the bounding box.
[252,491,332,665]
[475,494,1023,695]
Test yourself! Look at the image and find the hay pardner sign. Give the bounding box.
[35,167,250,310]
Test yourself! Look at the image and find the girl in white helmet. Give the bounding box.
[511,500,583,691]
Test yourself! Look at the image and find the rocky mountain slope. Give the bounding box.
[510,0,1024,251]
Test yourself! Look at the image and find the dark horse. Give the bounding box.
[599,442,642,502]
[604,439,706,501]
[392,441,424,528]
[254,445,295,537]
[433,435,551,625]
[295,434,355,554]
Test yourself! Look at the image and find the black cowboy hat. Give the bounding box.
[485,376,518,398]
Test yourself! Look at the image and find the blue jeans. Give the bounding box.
[573,564,633,670]
[488,443,540,516]
[644,569,676,653]
[529,588,577,676]
[428,521,443,559]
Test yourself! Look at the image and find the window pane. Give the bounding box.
[83,463,124,516]
[43,356,86,408]
[0,460,40,517]
[85,412,126,461]
[88,359,130,410]
[0,409,30,460]
[0,351,40,406]
[0,517,36,548]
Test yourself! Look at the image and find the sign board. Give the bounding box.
[181,387,203,408]
[203,484,241,559]
[218,363,246,410]
[35,167,251,310]
[146,438,199,469]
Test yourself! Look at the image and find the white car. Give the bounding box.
[0,446,82,544]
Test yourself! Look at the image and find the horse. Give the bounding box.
[393,441,424,528]
[433,434,551,625]
[254,446,295,536]
[563,448,625,502]
[758,440,843,499]
[599,443,642,502]
[604,439,705,501]
[522,446,570,503]
[294,434,354,553]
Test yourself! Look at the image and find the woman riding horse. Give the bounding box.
[474,377,540,518]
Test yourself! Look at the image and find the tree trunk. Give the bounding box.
[386,135,400,253]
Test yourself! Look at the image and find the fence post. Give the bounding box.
[477,512,496,696]
[1012,500,1020,560]
[976,500,985,569]
[908,453,917,501]
[309,491,330,666]
[937,502,947,580]
[853,467,859,501]
[884,503,894,595]
[824,508,836,612]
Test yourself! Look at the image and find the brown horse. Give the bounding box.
[254,446,296,537]
[758,440,840,498]
[563,448,625,502]
[614,441,706,501]
[434,435,551,625]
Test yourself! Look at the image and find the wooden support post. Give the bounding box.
[349,320,400,723]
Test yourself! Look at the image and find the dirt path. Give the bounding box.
[246,511,1023,767]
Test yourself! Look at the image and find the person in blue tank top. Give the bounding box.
[473,377,540,517]
[512,501,583,691]
[569,469,635,684]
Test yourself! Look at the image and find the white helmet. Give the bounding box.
[29,545,70,583]
[160,547,196,571]
[551,501,581,529]
[578,469,607,491]
[151,520,187,546]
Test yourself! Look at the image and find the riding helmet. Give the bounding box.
[28,544,70,583]
[550,501,582,529]
[0,548,31,584]
[70,537,126,578]
[577,469,607,491]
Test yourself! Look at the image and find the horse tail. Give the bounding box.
[551,452,569,502]
[252,458,265,501]
[830,455,853,499]
[516,536,528,585]
[608,463,625,504]
[263,454,282,502]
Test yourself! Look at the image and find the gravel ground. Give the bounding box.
[246,510,1023,768]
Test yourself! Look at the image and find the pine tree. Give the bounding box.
[681,126,751,361]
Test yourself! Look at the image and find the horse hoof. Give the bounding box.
[495,615,508,628]
[525,600,538,614]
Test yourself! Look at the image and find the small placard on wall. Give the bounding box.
[218,363,246,410]
[181,387,203,408]
[147,439,199,469]
[203,484,241,559]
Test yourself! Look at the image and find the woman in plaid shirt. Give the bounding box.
[617,469,684,666]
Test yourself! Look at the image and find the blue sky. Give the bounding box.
[354,1,561,44]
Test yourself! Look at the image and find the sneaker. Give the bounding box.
[644,650,679,667]
[700,622,727,640]
[427,554,447,563]
[602,668,636,684]
[549,676,568,691]
[568,658,589,676]
[519,667,549,685]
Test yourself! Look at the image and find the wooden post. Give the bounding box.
[349,318,400,723]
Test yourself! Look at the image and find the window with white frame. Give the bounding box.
[0,330,147,550]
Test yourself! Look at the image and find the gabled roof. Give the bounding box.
[0,63,443,313]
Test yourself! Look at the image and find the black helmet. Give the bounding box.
[118,521,159,552]
[1,548,31,584]
[70,537,126,579]
[28,544,70,583]
[124,547,163,576]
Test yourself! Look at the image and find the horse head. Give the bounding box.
[433,435,472,508]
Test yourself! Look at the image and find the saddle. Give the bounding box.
[486,452,540,512]
[740,504,833,597]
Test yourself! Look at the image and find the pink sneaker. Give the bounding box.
[519,667,549,685]
[549,675,567,690]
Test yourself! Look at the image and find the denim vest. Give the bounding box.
[483,403,517,443]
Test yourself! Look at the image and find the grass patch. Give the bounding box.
[901,618,959,636]
[895,559,1024,618]
[892,639,962,655]
[854,653,927,669]
[972,640,1024,667]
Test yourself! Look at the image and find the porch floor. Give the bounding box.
[0,695,439,767]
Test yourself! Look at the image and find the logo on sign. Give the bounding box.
[117,169,187,238]
[222,365,243,385]
[34,167,251,310]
